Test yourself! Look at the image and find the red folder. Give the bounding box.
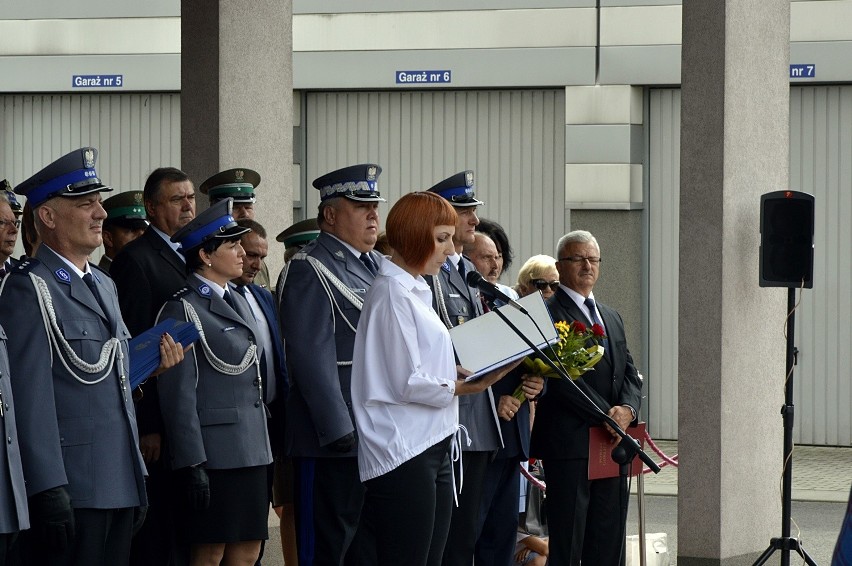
[588,422,646,480]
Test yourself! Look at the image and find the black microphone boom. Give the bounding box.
[465,271,529,315]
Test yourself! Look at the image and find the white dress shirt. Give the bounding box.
[351,258,458,482]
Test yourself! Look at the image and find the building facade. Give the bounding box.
[1,0,849,445]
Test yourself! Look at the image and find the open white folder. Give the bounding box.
[449,292,558,379]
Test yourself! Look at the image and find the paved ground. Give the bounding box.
[636,440,852,503]
[260,441,852,565]
[624,440,852,565]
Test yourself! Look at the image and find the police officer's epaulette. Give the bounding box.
[9,258,40,276]
[291,250,309,261]
[170,286,192,299]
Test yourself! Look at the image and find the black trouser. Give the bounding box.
[362,436,453,566]
[441,450,491,566]
[20,507,134,566]
[474,456,522,566]
[0,532,17,566]
[294,456,366,566]
[130,460,187,566]
[544,458,628,566]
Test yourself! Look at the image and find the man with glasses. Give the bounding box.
[0,192,21,277]
[530,229,642,566]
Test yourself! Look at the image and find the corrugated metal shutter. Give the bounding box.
[647,88,680,440]
[0,93,181,259]
[303,89,566,284]
[649,86,852,446]
[790,85,852,446]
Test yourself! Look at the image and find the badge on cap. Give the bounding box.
[235,170,245,182]
[367,166,378,180]
[84,149,95,168]
[199,284,211,296]
[55,268,71,283]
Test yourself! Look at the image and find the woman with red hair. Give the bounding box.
[351,191,517,565]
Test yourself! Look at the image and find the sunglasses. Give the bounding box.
[532,279,560,292]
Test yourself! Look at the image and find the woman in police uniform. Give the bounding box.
[156,199,272,566]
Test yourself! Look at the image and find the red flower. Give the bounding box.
[591,324,606,337]
[571,321,587,333]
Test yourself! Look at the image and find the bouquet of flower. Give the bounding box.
[512,320,606,401]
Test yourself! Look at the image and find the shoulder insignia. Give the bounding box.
[9,258,39,275]
[54,268,72,284]
[171,286,191,299]
[441,261,451,273]
[197,283,212,297]
[291,250,308,261]
[334,250,345,259]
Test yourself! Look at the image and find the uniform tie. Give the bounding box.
[359,253,377,276]
[83,272,113,326]
[457,259,466,279]
[223,289,238,311]
[584,297,609,349]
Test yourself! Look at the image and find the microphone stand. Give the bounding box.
[485,299,661,475]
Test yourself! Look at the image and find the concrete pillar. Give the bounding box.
[678,1,789,564]
[565,85,645,368]
[181,0,293,283]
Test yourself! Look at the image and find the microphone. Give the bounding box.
[465,271,529,315]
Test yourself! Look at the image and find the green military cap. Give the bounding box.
[199,168,260,204]
[1,179,22,215]
[103,190,148,230]
[276,218,320,249]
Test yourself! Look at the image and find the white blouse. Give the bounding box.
[351,258,458,482]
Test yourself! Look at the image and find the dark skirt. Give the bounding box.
[187,466,269,544]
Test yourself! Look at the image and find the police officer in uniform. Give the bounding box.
[157,199,273,566]
[0,326,27,566]
[199,168,271,288]
[277,218,320,263]
[0,191,21,277]
[0,147,148,565]
[278,164,384,565]
[99,191,148,273]
[425,171,542,566]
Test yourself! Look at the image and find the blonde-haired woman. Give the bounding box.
[515,255,560,299]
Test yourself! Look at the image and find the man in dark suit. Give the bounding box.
[232,219,287,461]
[0,147,148,565]
[232,219,289,565]
[530,229,643,566]
[110,166,196,566]
[278,164,385,566]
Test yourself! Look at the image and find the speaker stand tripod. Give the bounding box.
[753,287,817,566]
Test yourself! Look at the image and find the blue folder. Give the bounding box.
[129,318,200,389]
